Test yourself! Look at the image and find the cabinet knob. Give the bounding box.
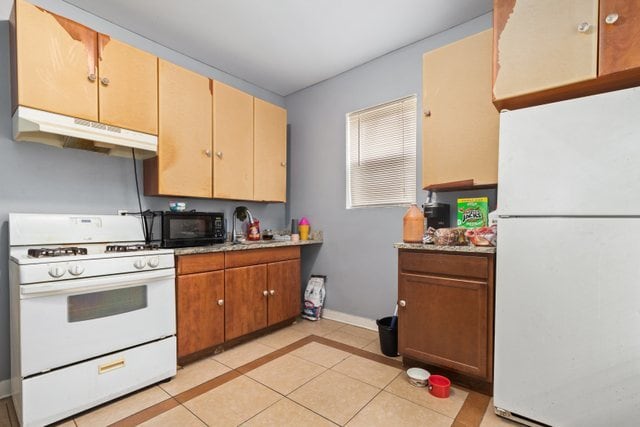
[269,289,275,296]
[263,290,269,296]
[87,73,97,82]
[577,22,591,33]
[216,151,223,159]
[280,162,286,167]
[204,149,212,157]
[424,110,431,117]
[217,299,224,306]
[399,300,406,307]
[100,77,110,86]
[605,13,619,25]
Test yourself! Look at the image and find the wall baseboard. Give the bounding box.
[321,309,378,331]
[0,379,10,399]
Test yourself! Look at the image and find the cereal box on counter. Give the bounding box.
[457,197,488,229]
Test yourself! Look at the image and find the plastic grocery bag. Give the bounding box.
[302,275,326,321]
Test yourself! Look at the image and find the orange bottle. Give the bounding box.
[403,204,424,243]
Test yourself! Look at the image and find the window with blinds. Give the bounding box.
[346,95,417,208]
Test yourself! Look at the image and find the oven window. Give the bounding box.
[169,218,210,240]
[67,286,147,322]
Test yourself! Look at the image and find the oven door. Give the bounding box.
[19,269,175,377]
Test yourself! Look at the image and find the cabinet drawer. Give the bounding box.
[21,337,175,427]
[177,253,224,275]
[225,246,300,268]
[399,250,488,279]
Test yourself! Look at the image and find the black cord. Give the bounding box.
[131,148,147,242]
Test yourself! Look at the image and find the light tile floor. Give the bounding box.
[0,318,519,427]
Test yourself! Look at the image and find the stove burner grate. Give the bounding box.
[28,247,88,258]
[105,244,159,253]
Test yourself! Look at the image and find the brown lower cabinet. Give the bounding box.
[398,250,495,384]
[267,259,301,325]
[225,264,268,341]
[176,246,301,362]
[176,271,225,359]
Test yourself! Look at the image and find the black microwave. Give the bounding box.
[161,211,225,248]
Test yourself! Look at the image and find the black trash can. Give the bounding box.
[376,316,398,357]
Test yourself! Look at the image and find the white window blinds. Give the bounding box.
[346,95,417,208]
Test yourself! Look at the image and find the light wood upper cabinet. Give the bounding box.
[213,81,254,200]
[145,59,212,197]
[422,30,499,191]
[493,0,598,104]
[97,35,158,134]
[13,0,98,121]
[599,0,640,76]
[254,98,287,202]
[493,0,640,110]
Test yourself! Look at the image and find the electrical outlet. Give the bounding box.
[117,210,128,216]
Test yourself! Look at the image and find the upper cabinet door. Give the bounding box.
[493,0,598,102]
[599,0,640,76]
[156,59,212,197]
[213,81,254,201]
[422,30,499,190]
[15,0,98,121]
[97,35,158,134]
[254,99,287,202]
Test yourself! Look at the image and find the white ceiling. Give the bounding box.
[62,0,492,96]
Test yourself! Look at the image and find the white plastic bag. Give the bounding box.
[302,275,326,321]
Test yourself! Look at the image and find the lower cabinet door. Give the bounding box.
[267,259,300,326]
[177,271,224,359]
[225,265,268,340]
[398,272,489,379]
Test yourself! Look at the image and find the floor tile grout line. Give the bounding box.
[245,357,329,397]
[284,386,353,426]
[279,396,341,426]
[179,400,215,426]
[107,395,182,427]
[381,384,461,421]
[235,394,287,426]
[342,385,386,426]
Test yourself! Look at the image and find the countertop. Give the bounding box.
[394,242,496,254]
[174,239,323,256]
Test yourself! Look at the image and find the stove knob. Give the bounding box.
[134,258,146,270]
[68,264,85,276]
[147,256,160,268]
[48,266,66,278]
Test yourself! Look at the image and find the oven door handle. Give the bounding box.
[20,269,175,298]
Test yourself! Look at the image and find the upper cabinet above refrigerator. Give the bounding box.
[493,0,640,110]
[498,86,640,216]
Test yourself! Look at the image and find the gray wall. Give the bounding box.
[285,13,496,321]
[0,0,286,385]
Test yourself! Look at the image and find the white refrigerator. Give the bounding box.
[494,87,640,427]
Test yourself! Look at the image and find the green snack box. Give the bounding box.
[457,197,488,229]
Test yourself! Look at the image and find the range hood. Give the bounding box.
[12,106,158,159]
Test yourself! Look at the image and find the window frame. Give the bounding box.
[345,94,417,209]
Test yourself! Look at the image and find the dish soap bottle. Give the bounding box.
[403,204,423,243]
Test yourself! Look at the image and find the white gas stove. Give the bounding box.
[9,213,177,427]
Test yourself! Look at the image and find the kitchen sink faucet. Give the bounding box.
[232,206,254,244]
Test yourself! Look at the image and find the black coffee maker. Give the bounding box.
[423,192,450,229]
